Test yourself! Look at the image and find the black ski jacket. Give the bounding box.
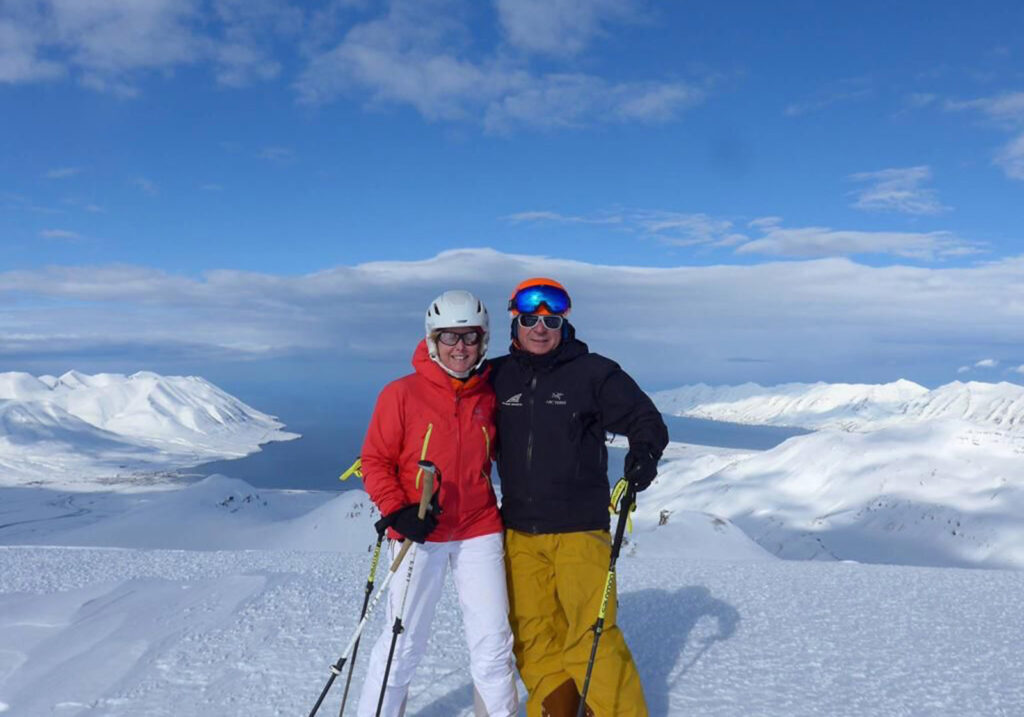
[488,327,669,534]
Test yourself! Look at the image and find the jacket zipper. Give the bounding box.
[525,375,537,475]
[451,392,462,542]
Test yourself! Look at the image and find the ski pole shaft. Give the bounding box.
[375,462,438,716]
[308,467,437,717]
[338,531,386,717]
[577,481,636,717]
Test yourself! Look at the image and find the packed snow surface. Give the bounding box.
[0,371,297,489]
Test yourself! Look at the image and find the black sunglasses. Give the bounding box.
[436,329,483,346]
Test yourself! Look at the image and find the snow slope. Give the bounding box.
[653,379,1024,433]
[0,371,297,489]
[643,379,1024,569]
[1,546,1021,716]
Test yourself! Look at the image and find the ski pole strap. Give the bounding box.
[339,457,363,482]
[609,478,636,533]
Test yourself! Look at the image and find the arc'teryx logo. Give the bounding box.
[546,391,567,406]
[502,393,523,406]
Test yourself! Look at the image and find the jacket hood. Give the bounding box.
[413,339,490,392]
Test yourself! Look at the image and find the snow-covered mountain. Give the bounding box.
[0,371,298,488]
[644,378,1024,569]
[653,379,1024,433]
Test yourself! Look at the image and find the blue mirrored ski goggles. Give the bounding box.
[508,284,571,315]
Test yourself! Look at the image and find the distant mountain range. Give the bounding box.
[653,379,1024,433]
[645,379,1024,569]
[0,371,297,488]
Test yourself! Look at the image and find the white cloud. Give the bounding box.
[947,91,1024,181]
[1014,365,1024,375]
[6,249,1024,386]
[503,211,622,226]
[848,166,950,215]
[38,228,81,240]
[975,358,998,368]
[957,366,971,374]
[297,0,702,131]
[784,79,872,117]
[44,166,82,179]
[509,209,978,259]
[0,0,302,93]
[257,147,295,161]
[736,224,979,261]
[994,132,1024,180]
[495,0,636,57]
[132,177,159,196]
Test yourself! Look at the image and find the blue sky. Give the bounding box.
[2,0,1024,398]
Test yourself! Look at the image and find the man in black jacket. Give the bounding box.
[490,277,668,717]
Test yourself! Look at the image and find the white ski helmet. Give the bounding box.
[425,290,489,378]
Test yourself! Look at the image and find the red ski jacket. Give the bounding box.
[361,340,503,542]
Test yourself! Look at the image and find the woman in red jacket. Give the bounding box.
[356,290,519,717]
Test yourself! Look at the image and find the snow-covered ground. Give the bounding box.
[2,374,1023,715]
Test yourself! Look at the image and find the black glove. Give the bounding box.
[624,444,659,491]
[384,504,439,544]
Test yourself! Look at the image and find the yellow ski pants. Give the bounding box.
[505,529,648,717]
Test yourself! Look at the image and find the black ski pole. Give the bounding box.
[307,466,437,717]
[375,461,441,717]
[577,479,637,717]
[336,528,387,717]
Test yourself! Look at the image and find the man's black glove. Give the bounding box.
[624,444,659,491]
[382,504,439,544]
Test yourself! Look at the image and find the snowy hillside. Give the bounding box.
[643,379,1024,569]
[653,379,1024,433]
[0,371,298,488]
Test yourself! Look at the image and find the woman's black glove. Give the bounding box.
[382,504,439,543]
[624,444,659,491]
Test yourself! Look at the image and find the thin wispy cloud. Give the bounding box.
[39,228,82,240]
[503,211,622,226]
[1014,365,1024,375]
[975,358,998,368]
[44,167,83,179]
[848,166,950,215]
[506,209,978,260]
[784,78,873,117]
[736,222,978,261]
[132,177,159,196]
[257,147,295,162]
[947,91,1024,180]
[4,249,1024,386]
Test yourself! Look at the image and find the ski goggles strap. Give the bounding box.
[508,284,571,315]
[609,477,636,533]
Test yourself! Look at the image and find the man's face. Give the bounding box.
[516,315,562,355]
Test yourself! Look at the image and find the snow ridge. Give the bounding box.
[0,371,298,488]
[653,378,1024,432]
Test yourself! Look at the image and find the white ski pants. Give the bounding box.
[356,532,519,717]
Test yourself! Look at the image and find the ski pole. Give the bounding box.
[375,461,442,717]
[576,479,637,717]
[336,528,386,717]
[307,465,437,717]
